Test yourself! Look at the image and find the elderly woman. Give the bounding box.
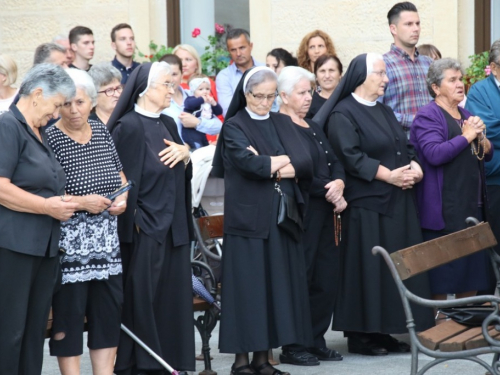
[160,54,222,148]
[108,62,195,374]
[0,54,19,114]
[265,48,298,75]
[0,63,78,374]
[213,66,314,375]
[306,54,343,120]
[314,53,434,356]
[466,44,500,261]
[411,58,493,301]
[297,30,336,73]
[278,66,346,364]
[46,68,127,375]
[88,62,123,125]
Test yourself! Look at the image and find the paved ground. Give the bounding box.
[42,313,495,375]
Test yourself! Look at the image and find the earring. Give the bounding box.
[33,101,37,107]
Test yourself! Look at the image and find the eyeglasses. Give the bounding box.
[248,91,278,103]
[371,70,387,78]
[156,81,176,89]
[97,85,123,97]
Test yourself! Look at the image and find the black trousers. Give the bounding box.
[0,248,60,375]
[283,205,339,351]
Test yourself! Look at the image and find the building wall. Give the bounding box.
[0,0,165,85]
[250,0,475,69]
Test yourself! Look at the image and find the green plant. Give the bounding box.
[192,24,230,76]
[463,51,490,86]
[136,41,174,62]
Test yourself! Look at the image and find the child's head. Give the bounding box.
[189,74,211,97]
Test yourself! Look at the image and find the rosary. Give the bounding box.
[470,131,486,161]
[334,213,341,246]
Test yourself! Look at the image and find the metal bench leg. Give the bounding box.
[194,307,219,375]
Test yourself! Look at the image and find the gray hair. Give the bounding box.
[65,68,97,106]
[52,34,68,43]
[426,58,463,98]
[88,62,122,90]
[33,43,66,65]
[18,63,75,100]
[244,70,277,95]
[489,40,500,65]
[277,66,315,106]
[366,53,384,75]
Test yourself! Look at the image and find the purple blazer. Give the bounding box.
[410,101,493,230]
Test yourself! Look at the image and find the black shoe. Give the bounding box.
[231,364,257,375]
[347,337,388,356]
[251,361,290,375]
[306,346,343,361]
[373,334,411,353]
[279,349,320,366]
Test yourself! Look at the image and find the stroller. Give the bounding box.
[190,145,224,284]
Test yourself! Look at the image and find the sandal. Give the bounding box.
[231,364,257,375]
[251,361,290,375]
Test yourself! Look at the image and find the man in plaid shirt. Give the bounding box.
[382,2,433,139]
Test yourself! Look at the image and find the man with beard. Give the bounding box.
[381,2,433,139]
[110,23,140,85]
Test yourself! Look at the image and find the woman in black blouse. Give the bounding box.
[278,66,346,364]
[0,63,78,375]
[108,62,194,375]
[306,54,342,120]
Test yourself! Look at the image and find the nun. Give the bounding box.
[107,62,195,374]
[313,54,434,356]
[213,66,314,375]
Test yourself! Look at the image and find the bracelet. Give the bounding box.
[276,170,282,182]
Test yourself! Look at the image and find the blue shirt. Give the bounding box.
[111,57,140,85]
[215,58,263,116]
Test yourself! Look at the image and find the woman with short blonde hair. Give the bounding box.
[0,54,19,114]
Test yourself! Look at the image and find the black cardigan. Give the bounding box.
[221,110,313,239]
[328,95,416,215]
[110,111,193,244]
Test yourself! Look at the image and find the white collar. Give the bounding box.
[245,107,270,120]
[494,75,500,88]
[134,103,161,118]
[351,92,377,107]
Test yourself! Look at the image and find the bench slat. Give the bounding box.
[391,223,497,280]
[418,320,469,350]
[439,326,484,352]
[465,327,500,349]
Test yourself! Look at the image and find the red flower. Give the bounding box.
[149,54,154,59]
[215,23,225,34]
[192,28,201,38]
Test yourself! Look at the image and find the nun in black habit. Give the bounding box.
[107,62,195,374]
[313,54,434,356]
[213,66,314,375]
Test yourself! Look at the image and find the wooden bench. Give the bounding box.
[373,220,500,375]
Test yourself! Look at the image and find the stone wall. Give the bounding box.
[250,0,474,69]
[0,0,166,84]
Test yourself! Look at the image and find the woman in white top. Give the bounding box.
[0,55,19,115]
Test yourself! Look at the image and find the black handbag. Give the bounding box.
[275,182,303,242]
[439,305,495,326]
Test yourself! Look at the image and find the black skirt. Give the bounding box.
[219,189,314,353]
[115,230,195,373]
[333,190,435,334]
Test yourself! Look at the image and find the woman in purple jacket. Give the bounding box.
[411,58,493,302]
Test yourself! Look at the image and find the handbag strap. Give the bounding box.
[274,182,283,195]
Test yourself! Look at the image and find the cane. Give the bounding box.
[120,324,180,375]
